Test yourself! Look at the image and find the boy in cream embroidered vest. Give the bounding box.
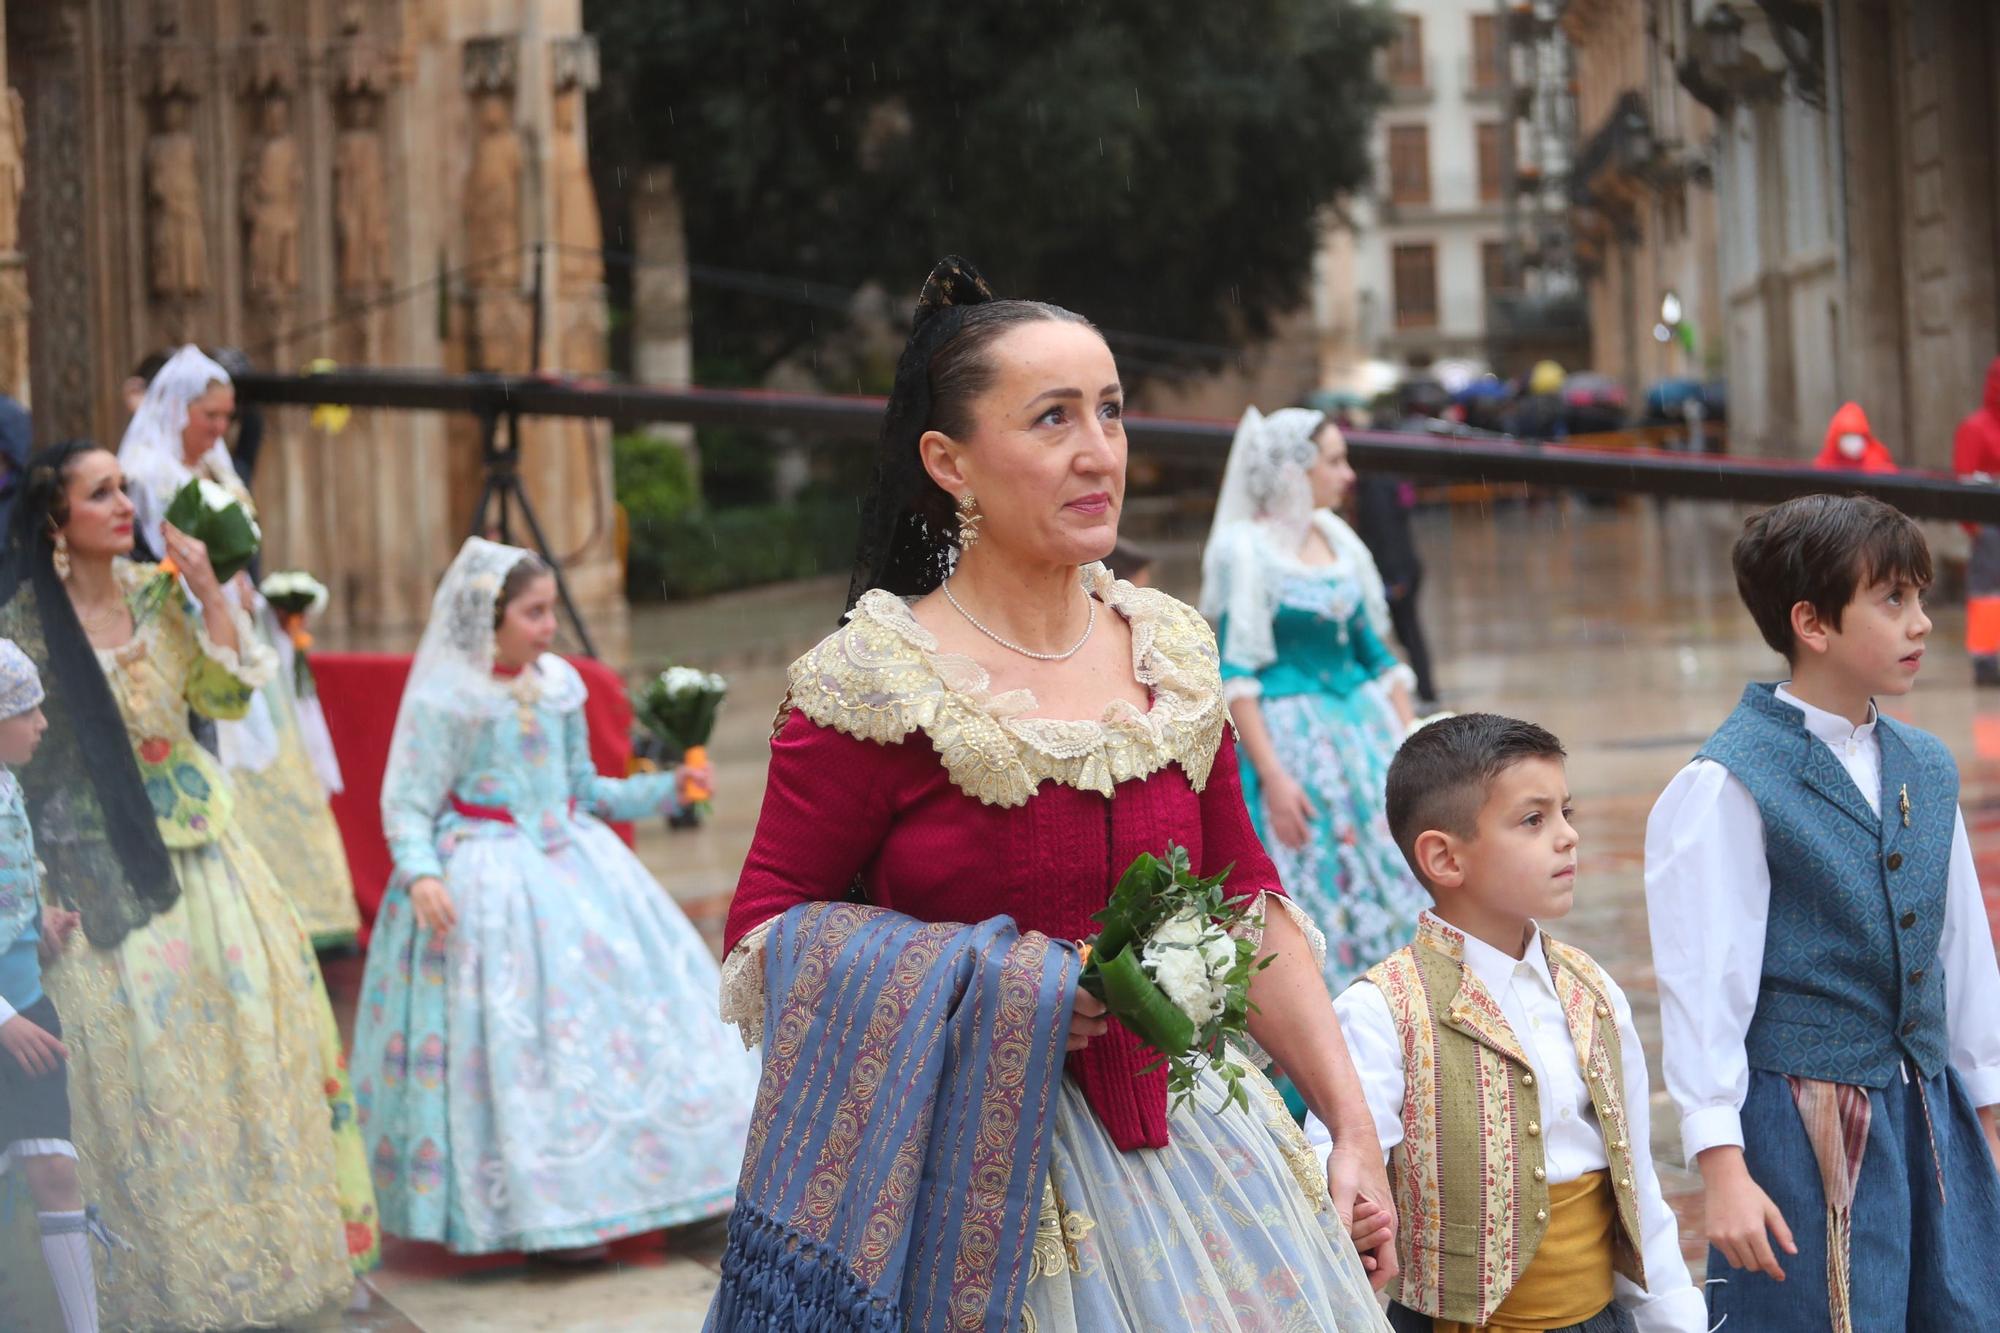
[1646,495,2000,1332]
[1307,714,1706,1333]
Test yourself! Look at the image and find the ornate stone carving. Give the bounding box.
[331,1,393,298]
[238,4,297,99]
[145,95,207,301]
[0,89,23,259]
[334,95,390,296]
[463,36,519,96]
[550,35,600,95]
[465,90,524,287]
[552,89,602,292]
[144,1,201,103]
[241,92,302,305]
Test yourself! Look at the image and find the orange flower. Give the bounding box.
[139,737,171,766]
[346,1221,376,1255]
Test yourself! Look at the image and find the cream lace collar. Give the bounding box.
[784,563,1227,807]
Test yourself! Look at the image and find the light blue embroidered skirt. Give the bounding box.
[1023,1063,1392,1331]
[1240,683,1426,995]
[352,815,758,1254]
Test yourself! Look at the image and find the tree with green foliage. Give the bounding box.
[588,0,1394,386]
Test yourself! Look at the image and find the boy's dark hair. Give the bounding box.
[1385,713,1567,890]
[1732,494,1932,659]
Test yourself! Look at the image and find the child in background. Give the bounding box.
[0,639,102,1333]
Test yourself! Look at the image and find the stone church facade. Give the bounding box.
[2,0,623,645]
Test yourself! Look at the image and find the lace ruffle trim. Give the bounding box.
[784,564,1227,808]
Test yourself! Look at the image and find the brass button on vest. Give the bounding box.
[1886,852,1904,870]
[1909,968,1926,985]
[1901,910,1918,928]
[1533,1167,1546,1182]
[1535,1208,1548,1222]
[1902,1019,1919,1036]
[1526,1121,1541,1137]
[1521,1071,1534,1086]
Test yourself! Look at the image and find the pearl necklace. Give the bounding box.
[942,578,1096,661]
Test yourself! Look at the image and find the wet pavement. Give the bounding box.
[328,497,2000,1330]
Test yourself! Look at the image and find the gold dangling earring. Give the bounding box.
[956,491,982,550]
[51,532,71,581]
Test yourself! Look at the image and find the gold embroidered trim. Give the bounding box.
[785,564,1226,807]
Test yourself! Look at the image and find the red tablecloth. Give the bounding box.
[314,652,636,939]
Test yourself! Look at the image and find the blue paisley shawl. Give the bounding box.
[707,902,1079,1333]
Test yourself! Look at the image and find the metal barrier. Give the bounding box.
[233,368,2000,526]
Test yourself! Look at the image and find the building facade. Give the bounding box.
[1566,0,2000,465]
[1325,0,1524,387]
[4,0,625,646]
[1687,0,2000,466]
[1561,0,1724,410]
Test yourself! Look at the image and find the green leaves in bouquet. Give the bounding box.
[637,669,727,758]
[1081,841,1275,1115]
[1091,944,1196,1058]
[162,479,262,585]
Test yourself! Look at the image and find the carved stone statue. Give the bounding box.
[145,95,207,300]
[464,91,523,288]
[0,89,24,257]
[334,94,390,295]
[552,89,603,292]
[241,93,302,304]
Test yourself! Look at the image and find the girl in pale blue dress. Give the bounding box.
[350,538,757,1257]
[1201,407,1427,995]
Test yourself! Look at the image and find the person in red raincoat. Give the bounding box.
[1813,401,1899,473]
[1954,356,2000,686]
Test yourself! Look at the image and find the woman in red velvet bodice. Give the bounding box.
[728,605,1281,1151]
[718,259,1396,1331]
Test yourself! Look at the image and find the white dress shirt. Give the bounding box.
[1305,914,1709,1333]
[1645,685,2000,1166]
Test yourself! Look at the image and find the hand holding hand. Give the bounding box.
[410,876,457,935]
[1261,771,1315,850]
[1329,1143,1398,1290]
[0,1012,68,1077]
[1067,986,1109,1054]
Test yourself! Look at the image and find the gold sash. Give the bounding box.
[1432,1171,1617,1332]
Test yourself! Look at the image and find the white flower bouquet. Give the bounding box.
[636,665,728,808]
[259,570,330,697]
[1079,842,1271,1113]
[138,477,262,621]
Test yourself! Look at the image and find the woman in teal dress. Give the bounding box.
[1200,406,1426,994]
[350,537,757,1258]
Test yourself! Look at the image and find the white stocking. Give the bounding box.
[37,1210,99,1333]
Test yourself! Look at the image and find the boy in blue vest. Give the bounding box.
[1646,494,2000,1330]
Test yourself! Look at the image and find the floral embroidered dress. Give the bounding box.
[1210,521,1427,994]
[351,639,757,1255]
[227,608,362,948]
[119,344,360,948]
[42,560,377,1331]
[721,565,1390,1332]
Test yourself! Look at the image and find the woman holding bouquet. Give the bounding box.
[1198,406,1425,996]
[712,258,1393,1332]
[118,345,361,947]
[0,441,376,1329]
[349,537,756,1258]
